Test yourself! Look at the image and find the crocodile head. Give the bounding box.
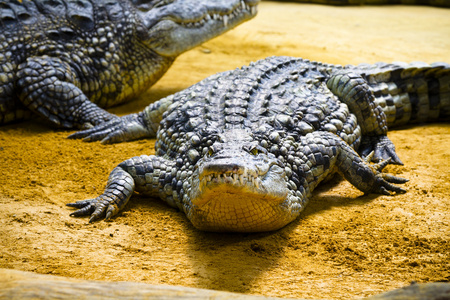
[185,129,299,232]
[133,0,259,57]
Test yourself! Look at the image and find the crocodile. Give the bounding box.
[67,56,450,232]
[275,0,450,7]
[0,0,258,128]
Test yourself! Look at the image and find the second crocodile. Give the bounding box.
[68,56,450,232]
[0,0,258,128]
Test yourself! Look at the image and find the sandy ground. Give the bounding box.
[1,2,449,299]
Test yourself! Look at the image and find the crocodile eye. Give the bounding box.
[206,144,222,157]
[250,147,259,156]
[247,145,267,156]
[207,147,214,157]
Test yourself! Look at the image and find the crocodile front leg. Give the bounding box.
[68,94,175,143]
[16,56,117,128]
[327,71,402,164]
[67,155,177,222]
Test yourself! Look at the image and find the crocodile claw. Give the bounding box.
[68,113,150,144]
[360,135,403,165]
[67,196,114,223]
[67,199,96,216]
[69,120,117,142]
[372,175,408,195]
[373,157,392,172]
[367,157,408,195]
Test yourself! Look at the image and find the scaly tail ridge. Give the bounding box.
[351,62,450,128]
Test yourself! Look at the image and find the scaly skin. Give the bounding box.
[68,56,450,232]
[0,0,258,128]
[276,0,450,7]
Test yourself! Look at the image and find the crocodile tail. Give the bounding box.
[351,62,450,128]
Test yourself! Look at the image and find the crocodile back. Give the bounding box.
[0,0,129,30]
[350,62,450,127]
[0,0,137,67]
[156,56,362,159]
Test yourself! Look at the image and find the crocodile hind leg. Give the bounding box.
[333,134,408,195]
[16,56,117,129]
[67,155,177,222]
[298,131,408,196]
[326,71,403,164]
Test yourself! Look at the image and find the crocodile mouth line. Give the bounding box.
[177,1,257,28]
[199,169,263,192]
[197,160,281,193]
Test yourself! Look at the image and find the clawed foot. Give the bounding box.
[365,154,408,195]
[69,113,150,144]
[360,135,403,165]
[67,195,117,223]
[78,110,120,130]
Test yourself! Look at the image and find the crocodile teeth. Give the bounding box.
[223,15,228,27]
[254,178,261,189]
[239,174,245,185]
[200,168,264,191]
[232,173,237,184]
[241,0,250,11]
[181,0,254,29]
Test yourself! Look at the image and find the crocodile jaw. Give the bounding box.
[139,0,259,57]
[186,158,294,232]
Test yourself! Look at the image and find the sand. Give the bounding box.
[1,2,449,299]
